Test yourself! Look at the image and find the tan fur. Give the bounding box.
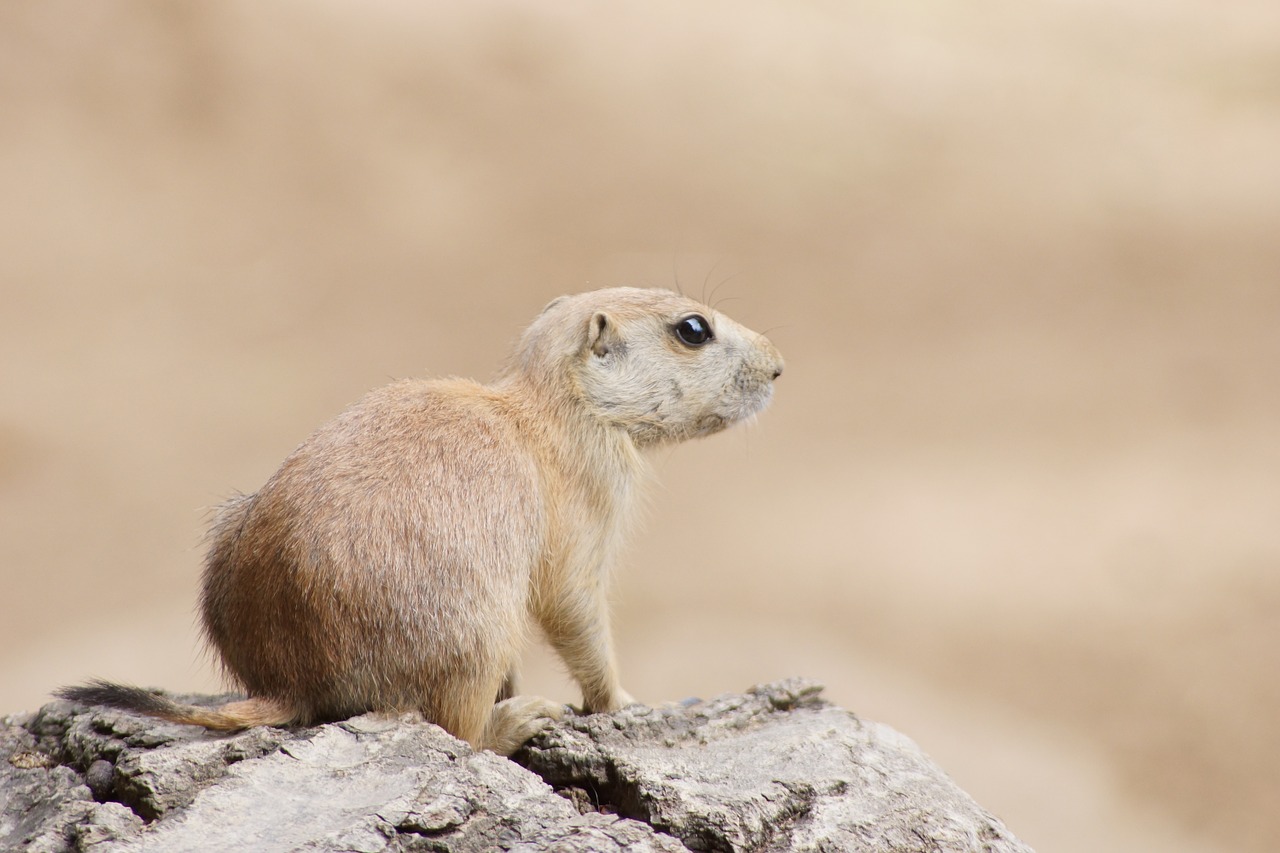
[157,697,296,730]
[65,287,783,754]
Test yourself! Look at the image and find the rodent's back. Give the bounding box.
[201,378,544,722]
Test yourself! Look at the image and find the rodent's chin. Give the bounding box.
[696,385,775,437]
[730,383,775,422]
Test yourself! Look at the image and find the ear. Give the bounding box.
[538,295,568,316]
[586,311,623,358]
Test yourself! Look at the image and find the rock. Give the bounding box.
[518,679,1031,852]
[1,679,1031,852]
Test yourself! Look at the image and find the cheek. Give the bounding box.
[681,369,735,410]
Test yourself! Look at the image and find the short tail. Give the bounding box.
[55,679,295,731]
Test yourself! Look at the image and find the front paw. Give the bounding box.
[584,688,637,714]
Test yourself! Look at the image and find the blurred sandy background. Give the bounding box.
[2,1,1278,850]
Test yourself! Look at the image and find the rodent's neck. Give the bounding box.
[494,368,646,481]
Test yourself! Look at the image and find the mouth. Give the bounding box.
[719,382,774,427]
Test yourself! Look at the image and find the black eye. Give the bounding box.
[673,314,714,347]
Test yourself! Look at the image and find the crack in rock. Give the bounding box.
[515,678,1032,853]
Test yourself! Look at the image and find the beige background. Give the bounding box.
[2,2,1277,851]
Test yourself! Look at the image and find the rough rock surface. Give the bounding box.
[1,679,1031,852]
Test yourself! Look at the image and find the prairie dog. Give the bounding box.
[59,287,783,754]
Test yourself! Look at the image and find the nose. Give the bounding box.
[757,334,784,380]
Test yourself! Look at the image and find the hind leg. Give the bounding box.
[426,667,509,749]
[481,694,564,755]
[427,666,561,755]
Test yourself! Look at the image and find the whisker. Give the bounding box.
[700,257,725,304]
[708,273,740,310]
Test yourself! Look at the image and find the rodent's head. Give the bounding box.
[508,287,784,447]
